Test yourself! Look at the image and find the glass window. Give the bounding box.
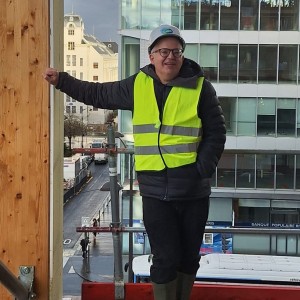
[260,0,279,31]
[237,98,256,136]
[280,0,299,31]
[276,154,295,189]
[183,0,199,30]
[219,45,238,82]
[216,153,235,188]
[142,0,171,29]
[93,76,98,81]
[72,106,76,114]
[296,155,300,189]
[256,154,274,189]
[236,154,255,189]
[66,106,70,114]
[200,44,218,82]
[72,55,76,66]
[239,45,257,83]
[258,45,277,83]
[200,0,219,30]
[121,0,141,29]
[171,0,182,28]
[240,0,258,30]
[257,98,275,136]
[80,58,83,67]
[93,62,99,69]
[68,42,75,50]
[184,44,199,63]
[234,198,270,226]
[297,100,300,137]
[278,45,297,84]
[220,0,239,30]
[122,37,140,78]
[219,97,237,135]
[66,55,70,67]
[277,98,296,137]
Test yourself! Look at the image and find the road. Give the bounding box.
[63,161,113,297]
[63,162,110,249]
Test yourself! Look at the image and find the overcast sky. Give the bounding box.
[64,0,120,44]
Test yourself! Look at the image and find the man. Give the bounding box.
[44,24,226,300]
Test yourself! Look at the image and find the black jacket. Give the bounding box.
[56,58,226,201]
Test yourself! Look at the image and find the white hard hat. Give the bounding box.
[148,24,186,54]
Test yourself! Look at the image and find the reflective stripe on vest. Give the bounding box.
[133,72,204,171]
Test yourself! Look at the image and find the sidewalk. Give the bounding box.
[63,201,126,300]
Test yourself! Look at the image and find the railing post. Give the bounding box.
[107,123,124,299]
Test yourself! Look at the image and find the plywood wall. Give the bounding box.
[0,0,63,299]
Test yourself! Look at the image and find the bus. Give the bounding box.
[132,253,300,285]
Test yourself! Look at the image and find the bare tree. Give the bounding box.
[64,114,87,151]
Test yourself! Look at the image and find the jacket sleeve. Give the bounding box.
[56,72,136,111]
[196,79,226,178]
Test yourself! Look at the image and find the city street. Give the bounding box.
[63,161,115,297]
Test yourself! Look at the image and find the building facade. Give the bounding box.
[64,13,118,127]
[118,0,300,256]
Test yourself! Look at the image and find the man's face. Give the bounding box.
[149,37,184,84]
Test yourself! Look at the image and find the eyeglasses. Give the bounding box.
[151,48,183,58]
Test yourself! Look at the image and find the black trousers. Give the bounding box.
[142,196,209,284]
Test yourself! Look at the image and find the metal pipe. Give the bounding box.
[128,153,134,282]
[77,226,300,235]
[106,124,124,299]
[0,261,29,300]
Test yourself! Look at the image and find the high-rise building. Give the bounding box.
[118,0,300,256]
[64,13,118,127]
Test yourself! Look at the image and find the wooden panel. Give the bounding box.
[82,282,300,300]
[0,0,50,299]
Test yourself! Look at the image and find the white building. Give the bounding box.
[118,0,300,256]
[64,13,118,126]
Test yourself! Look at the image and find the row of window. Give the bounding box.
[213,153,300,190]
[184,43,300,84]
[221,97,300,137]
[122,0,299,31]
[65,55,98,69]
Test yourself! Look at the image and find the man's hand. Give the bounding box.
[43,68,59,86]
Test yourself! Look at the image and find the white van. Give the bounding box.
[91,139,108,164]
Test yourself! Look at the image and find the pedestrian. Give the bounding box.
[92,218,98,239]
[44,24,226,300]
[80,237,89,258]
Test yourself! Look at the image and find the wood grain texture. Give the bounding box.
[0,0,50,299]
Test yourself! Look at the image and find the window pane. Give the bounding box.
[280,0,299,31]
[236,154,255,188]
[217,154,235,188]
[276,154,294,189]
[257,98,276,136]
[200,44,218,81]
[219,45,238,83]
[256,154,274,189]
[220,0,239,30]
[161,0,172,25]
[184,44,199,63]
[122,37,140,78]
[183,0,199,30]
[142,0,161,29]
[200,0,219,30]
[219,97,237,135]
[122,0,141,29]
[237,98,256,136]
[296,155,300,189]
[260,0,279,31]
[240,0,258,30]
[278,45,297,84]
[239,45,257,83]
[258,45,277,83]
[277,98,296,137]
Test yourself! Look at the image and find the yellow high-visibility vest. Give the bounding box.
[133,72,204,171]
